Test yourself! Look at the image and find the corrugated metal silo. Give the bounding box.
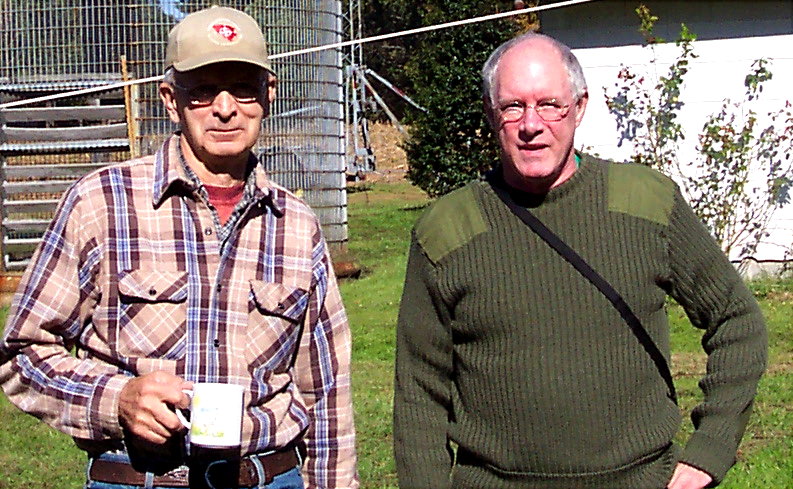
[0,0,348,261]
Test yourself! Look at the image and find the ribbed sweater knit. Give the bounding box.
[393,155,767,489]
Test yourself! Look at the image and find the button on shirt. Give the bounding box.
[0,135,358,488]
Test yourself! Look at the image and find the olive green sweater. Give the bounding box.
[393,155,767,489]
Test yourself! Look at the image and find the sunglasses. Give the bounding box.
[172,81,264,107]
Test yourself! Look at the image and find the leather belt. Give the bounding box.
[88,447,302,487]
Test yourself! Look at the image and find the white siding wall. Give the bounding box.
[540,1,793,262]
[573,36,793,261]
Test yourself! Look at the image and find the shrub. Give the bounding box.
[401,1,520,198]
[604,5,793,258]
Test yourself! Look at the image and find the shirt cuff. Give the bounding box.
[90,373,133,439]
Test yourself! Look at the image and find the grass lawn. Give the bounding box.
[1,180,791,488]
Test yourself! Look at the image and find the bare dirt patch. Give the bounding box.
[763,290,793,302]
[672,352,707,378]
[354,122,408,184]
[766,352,793,374]
[370,122,408,169]
[347,180,428,206]
[672,352,793,377]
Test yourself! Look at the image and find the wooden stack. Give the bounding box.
[0,78,133,273]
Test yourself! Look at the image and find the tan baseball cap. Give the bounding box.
[164,6,273,74]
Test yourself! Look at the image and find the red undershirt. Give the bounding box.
[204,183,245,225]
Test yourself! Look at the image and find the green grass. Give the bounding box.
[1,181,791,488]
[0,396,86,488]
[343,181,428,488]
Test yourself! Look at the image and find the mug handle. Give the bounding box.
[175,389,193,429]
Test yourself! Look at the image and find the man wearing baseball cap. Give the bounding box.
[0,6,358,489]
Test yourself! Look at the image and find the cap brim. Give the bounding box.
[172,52,274,75]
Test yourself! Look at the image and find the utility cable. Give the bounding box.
[0,0,599,109]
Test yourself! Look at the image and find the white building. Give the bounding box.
[540,0,793,270]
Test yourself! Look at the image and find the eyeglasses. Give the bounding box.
[498,99,573,123]
[172,81,264,107]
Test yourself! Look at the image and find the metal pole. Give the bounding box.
[364,68,427,113]
[362,75,408,138]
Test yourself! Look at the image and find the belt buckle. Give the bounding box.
[163,466,189,481]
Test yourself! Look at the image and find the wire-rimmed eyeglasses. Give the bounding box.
[498,99,573,123]
[171,81,265,107]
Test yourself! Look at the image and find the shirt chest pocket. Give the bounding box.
[246,281,309,373]
[116,269,188,359]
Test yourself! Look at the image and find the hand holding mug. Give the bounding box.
[118,371,192,445]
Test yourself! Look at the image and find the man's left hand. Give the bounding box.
[667,463,713,489]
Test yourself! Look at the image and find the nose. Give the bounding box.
[518,106,544,137]
[211,90,238,120]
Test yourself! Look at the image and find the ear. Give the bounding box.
[573,91,588,128]
[266,75,277,104]
[483,95,498,130]
[159,82,181,124]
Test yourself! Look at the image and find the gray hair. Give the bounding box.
[481,32,587,111]
[162,66,176,85]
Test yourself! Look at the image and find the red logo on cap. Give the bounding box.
[212,23,238,42]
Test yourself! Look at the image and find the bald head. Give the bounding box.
[482,33,587,120]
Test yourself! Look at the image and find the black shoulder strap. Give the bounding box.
[488,179,677,403]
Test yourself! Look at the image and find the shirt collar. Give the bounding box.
[151,133,284,215]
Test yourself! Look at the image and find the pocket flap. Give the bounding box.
[118,270,188,303]
[250,281,309,322]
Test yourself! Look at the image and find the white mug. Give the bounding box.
[176,382,244,448]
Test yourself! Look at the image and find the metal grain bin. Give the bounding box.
[0,0,348,267]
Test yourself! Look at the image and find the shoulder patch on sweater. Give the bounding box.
[415,184,488,264]
[608,163,675,226]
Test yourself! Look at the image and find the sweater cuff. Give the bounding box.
[680,432,736,486]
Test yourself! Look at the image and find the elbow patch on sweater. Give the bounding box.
[608,163,675,226]
[415,185,488,264]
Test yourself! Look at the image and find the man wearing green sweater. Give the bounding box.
[393,33,767,489]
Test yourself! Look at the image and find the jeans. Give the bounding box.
[84,452,304,489]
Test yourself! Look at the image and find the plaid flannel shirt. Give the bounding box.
[0,135,358,488]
